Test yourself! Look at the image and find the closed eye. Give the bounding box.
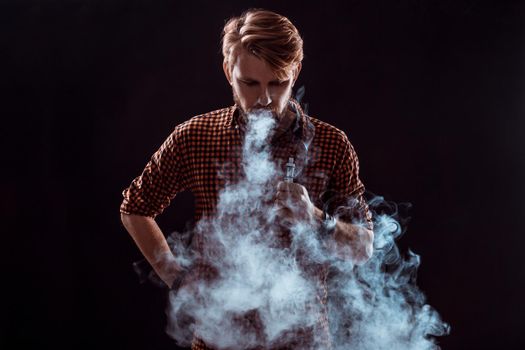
[240,79,288,87]
[270,80,289,87]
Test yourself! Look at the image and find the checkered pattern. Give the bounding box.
[121,99,372,349]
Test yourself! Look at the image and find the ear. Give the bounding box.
[292,62,302,86]
[223,61,232,85]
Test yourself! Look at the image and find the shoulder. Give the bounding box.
[307,115,352,147]
[167,105,234,141]
[177,106,234,132]
[154,106,233,154]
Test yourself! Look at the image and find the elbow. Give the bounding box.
[120,212,132,227]
[120,212,153,229]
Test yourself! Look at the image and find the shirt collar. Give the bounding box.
[222,105,237,128]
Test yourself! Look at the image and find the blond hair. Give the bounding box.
[221,9,304,80]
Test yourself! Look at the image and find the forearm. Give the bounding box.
[120,213,180,287]
[333,220,374,264]
[313,207,374,265]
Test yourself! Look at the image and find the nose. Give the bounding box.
[256,88,272,107]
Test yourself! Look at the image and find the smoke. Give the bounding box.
[327,198,450,349]
[165,109,449,349]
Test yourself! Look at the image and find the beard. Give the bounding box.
[232,88,291,122]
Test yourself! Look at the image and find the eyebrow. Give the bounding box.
[239,77,287,84]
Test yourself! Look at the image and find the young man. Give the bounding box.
[120,9,373,350]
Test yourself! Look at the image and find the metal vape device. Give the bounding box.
[284,157,295,183]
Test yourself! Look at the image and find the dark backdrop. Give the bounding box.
[2,0,524,349]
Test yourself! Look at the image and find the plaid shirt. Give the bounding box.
[120,99,372,349]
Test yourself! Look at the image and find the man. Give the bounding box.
[120,9,373,350]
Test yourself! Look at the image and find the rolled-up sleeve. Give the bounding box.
[120,127,188,218]
[325,134,373,230]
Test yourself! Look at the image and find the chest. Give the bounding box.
[186,129,334,207]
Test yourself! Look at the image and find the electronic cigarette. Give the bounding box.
[284,157,295,183]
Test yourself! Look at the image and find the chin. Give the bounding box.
[250,107,287,120]
[249,108,276,116]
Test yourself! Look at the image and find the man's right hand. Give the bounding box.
[153,251,186,288]
[121,213,184,289]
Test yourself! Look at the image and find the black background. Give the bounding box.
[2,0,524,349]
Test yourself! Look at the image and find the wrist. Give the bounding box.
[315,207,337,236]
[153,251,177,271]
[152,252,183,286]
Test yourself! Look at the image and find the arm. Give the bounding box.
[323,131,374,264]
[120,127,188,287]
[275,181,373,264]
[312,206,373,265]
[121,213,183,287]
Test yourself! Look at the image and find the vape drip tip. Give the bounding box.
[284,157,295,183]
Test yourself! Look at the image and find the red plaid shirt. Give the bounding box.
[120,99,372,349]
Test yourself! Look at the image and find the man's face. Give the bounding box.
[224,48,301,120]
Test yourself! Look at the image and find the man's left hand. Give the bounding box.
[273,181,322,227]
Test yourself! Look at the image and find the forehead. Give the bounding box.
[232,49,288,80]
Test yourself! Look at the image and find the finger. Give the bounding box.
[276,190,293,201]
[273,208,295,228]
[278,181,309,196]
[274,196,301,212]
[274,199,289,210]
[277,181,291,192]
[273,203,294,217]
[292,183,309,196]
[276,191,306,204]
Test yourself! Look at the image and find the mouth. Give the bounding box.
[248,108,276,117]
